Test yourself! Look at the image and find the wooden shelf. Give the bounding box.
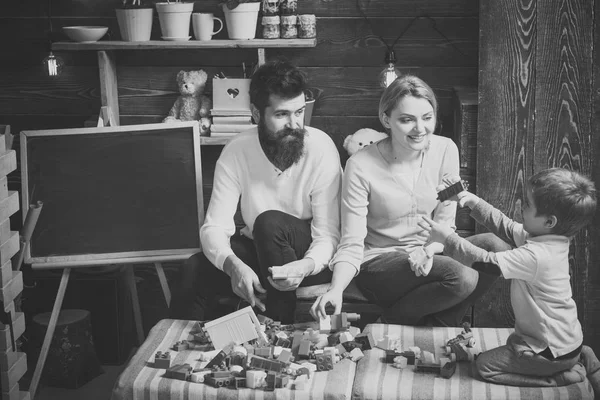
[52,38,317,51]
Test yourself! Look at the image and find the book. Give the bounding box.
[212,116,254,124]
[211,109,252,117]
[210,124,256,133]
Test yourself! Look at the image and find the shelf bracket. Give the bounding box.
[257,48,266,66]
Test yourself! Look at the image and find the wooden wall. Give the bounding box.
[479,0,600,354]
[0,0,479,217]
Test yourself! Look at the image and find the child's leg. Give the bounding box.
[476,333,585,387]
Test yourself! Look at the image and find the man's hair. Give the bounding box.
[378,74,438,131]
[528,168,597,237]
[250,58,308,114]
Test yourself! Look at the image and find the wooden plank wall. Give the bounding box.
[479,0,600,353]
[0,0,479,217]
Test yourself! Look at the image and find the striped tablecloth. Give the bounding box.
[111,318,356,400]
[352,324,594,400]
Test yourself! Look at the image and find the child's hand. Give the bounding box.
[456,191,480,209]
[418,216,454,244]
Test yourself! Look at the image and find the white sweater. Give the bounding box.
[200,126,342,274]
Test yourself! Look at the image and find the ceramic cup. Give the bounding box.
[192,13,223,41]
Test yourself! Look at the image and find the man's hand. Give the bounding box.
[223,255,266,312]
[418,216,455,245]
[310,287,343,321]
[267,259,315,292]
[456,191,481,209]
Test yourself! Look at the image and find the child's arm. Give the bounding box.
[419,216,499,267]
[468,199,524,247]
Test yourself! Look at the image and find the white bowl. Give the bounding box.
[63,26,108,43]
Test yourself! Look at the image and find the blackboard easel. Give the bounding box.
[22,120,204,398]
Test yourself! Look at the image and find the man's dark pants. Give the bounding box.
[169,210,332,323]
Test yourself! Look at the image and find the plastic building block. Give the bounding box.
[154,351,172,369]
[172,340,188,351]
[315,354,334,371]
[203,306,262,349]
[213,370,233,378]
[165,363,192,381]
[254,346,272,358]
[319,316,332,333]
[277,348,293,363]
[447,322,475,347]
[354,332,375,350]
[392,356,408,369]
[400,351,416,365]
[234,377,246,388]
[414,360,441,374]
[271,266,304,280]
[298,339,312,359]
[349,348,364,362]
[246,370,267,389]
[445,343,476,362]
[339,331,354,343]
[205,375,232,388]
[376,335,400,351]
[294,374,308,390]
[440,361,457,379]
[384,349,403,363]
[341,340,363,352]
[248,355,286,373]
[436,180,469,201]
[205,350,227,369]
[190,370,212,383]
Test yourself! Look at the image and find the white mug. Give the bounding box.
[192,13,223,41]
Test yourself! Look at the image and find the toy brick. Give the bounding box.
[400,351,416,365]
[290,331,303,357]
[0,350,25,371]
[1,382,18,400]
[0,152,16,180]
[1,352,26,389]
[354,332,375,350]
[440,361,457,379]
[297,339,311,359]
[436,180,469,201]
[319,316,331,333]
[316,354,334,371]
[172,340,188,351]
[0,260,10,289]
[0,313,24,351]
[0,193,18,226]
[0,232,18,267]
[245,370,266,389]
[233,377,246,388]
[0,302,15,330]
[205,375,231,388]
[341,341,363,352]
[392,356,408,369]
[154,351,171,369]
[270,266,304,280]
[0,272,22,308]
[165,363,192,381]
[204,350,226,369]
[212,370,232,378]
[0,219,9,247]
[203,306,261,349]
[384,350,403,363]
[277,348,292,363]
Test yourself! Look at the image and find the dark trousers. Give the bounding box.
[169,210,332,323]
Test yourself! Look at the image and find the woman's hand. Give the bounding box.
[418,216,455,245]
[267,259,315,292]
[456,191,481,209]
[310,287,343,320]
[408,246,434,277]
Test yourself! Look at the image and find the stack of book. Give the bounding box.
[210,109,256,138]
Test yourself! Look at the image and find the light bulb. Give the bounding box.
[378,49,401,88]
[42,52,64,77]
[379,63,401,88]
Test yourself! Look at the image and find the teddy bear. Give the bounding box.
[163,70,212,135]
[343,128,388,156]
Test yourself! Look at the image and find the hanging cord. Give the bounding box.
[46,0,54,50]
[355,0,467,57]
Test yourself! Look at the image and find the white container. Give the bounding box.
[222,2,260,40]
[156,2,194,40]
[116,8,153,42]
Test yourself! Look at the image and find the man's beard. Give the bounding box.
[258,121,306,172]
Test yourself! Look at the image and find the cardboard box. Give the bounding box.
[212,78,251,111]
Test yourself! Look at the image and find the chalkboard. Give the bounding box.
[20,121,204,268]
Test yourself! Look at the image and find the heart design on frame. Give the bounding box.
[227,88,240,98]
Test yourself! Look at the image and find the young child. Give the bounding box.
[419,168,599,392]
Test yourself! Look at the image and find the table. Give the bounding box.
[352,324,594,400]
[111,319,356,400]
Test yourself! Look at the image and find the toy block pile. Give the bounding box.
[379,322,479,379]
[152,306,366,390]
[0,126,29,400]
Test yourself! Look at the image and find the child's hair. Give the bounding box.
[528,168,597,237]
[378,75,438,132]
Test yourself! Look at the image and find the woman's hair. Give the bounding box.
[250,58,308,114]
[378,75,438,131]
[528,168,597,237]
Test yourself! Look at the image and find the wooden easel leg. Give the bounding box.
[154,262,171,308]
[125,267,144,345]
[29,267,71,399]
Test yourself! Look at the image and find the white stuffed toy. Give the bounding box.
[343,128,388,156]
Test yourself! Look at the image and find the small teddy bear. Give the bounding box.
[163,70,212,135]
[343,128,388,156]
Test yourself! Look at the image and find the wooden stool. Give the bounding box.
[28,309,103,389]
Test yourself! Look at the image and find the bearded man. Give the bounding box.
[170,59,342,323]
